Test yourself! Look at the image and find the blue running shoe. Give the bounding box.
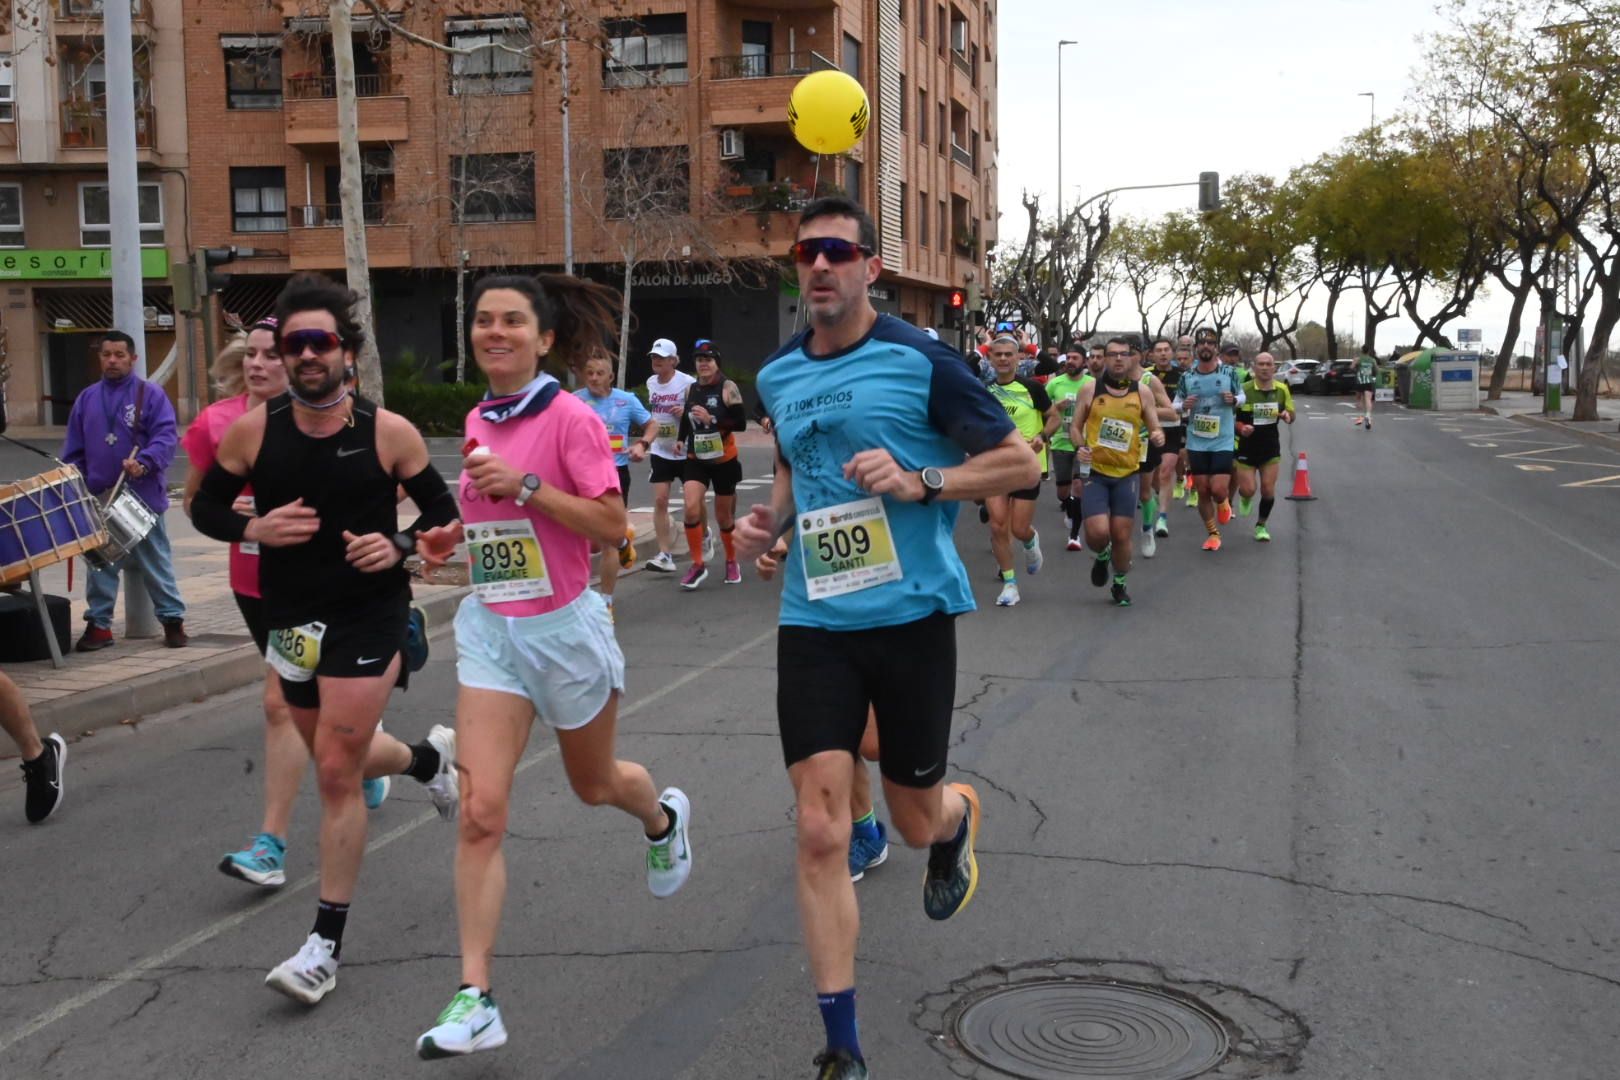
[219,832,287,887]
[403,604,430,673]
[849,820,889,882]
[363,775,390,810]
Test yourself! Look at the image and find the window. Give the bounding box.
[917,87,927,145]
[230,167,287,233]
[844,158,862,203]
[937,197,946,250]
[937,101,946,155]
[918,191,928,248]
[898,74,907,132]
[448,17,532,95]
[842,32,861,79]
[918,0,927,40]
[899,182,907,240]
[79,182,162,246]
[937,5,946,56]
[451,152,537,222]
[603,14,688,88]
[602,146,690,218]
[950,9,968,54]
[0,54,13,123]
[222,37,282,109]
[0,184,22,247]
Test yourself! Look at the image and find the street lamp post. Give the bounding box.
[1055,39,1077,339]
[1358,91,1375,130]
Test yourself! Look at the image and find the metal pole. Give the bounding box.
[1055,40,1075,340]
[560,14,574,276]
[105,0,156,638]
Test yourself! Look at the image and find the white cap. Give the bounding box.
[648,338,678,358]
[923,327,940,341]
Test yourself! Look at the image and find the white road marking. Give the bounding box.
[1561,473,1620,489]
[1497,444,1580,459]
[1467,442,1498,448]
[1516,464,1556,472]
[0,624,780,1054]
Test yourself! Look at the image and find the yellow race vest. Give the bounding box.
[1084,387,1146,478]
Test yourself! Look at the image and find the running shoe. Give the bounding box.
[219,832,287,887]
[995,580,1020,607]
[923,783,981,921]
[1201,534,1222,552]
[1111,581,1132,607]
[1065,537,1083,552]
[403,604,430,673]
[813,1049,869,1079]
[417,987,508,1059]
[1238,494,1253,517]
[680,563,708,591]
[1255,523,1272,543]
[363,776,390,810]
[1090,549,1110,587]
[1217,500,1233,525]
[644,551,678,573]
[1141,530,1157,559]
[702,527,715,562]
[21,733,65,824]
[1185,487,1198,508]
[1364,418,1372,431]
[1172,478,1186,500]
[425,724,460,821]
[723,559,742,585]
[849,820,889,883]
[647,787,693,898]
[1155,514,1170,538]
[1023,530,1043,575]
[618,526,637,570]
[265,933,338,1005]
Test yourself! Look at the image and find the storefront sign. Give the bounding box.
[0,249,170,281]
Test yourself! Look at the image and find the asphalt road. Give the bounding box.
[2,402,1617,1079]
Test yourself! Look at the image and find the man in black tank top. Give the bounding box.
[190,275,460,1005]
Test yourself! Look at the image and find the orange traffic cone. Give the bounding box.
[1285,452,1317,501]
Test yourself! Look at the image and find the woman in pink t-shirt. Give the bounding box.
[413,275,692,1058]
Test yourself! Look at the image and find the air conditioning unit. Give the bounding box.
[719,129,744,160]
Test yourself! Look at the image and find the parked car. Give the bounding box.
[1317,359,1358,394]
[1283,359,1319,388]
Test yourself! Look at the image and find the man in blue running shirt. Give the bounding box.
[736,197,1038,1080]
[1180,329,1243,551]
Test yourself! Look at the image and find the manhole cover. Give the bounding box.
[954,980,1229,1080]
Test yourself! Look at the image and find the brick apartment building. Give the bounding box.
[0,0,192,428]
[182,0,997,390]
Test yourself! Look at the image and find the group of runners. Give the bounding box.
[977,326,1304,608]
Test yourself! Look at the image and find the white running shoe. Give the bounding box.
[1024,530,1043,575]
[417,987,508,1059]
[1141,530,1157,559]
[1065,537,1083,552]
[425,724,459,821]
[265,933,338,1005]
[647,787,693,898]
[995,581,1021,607]
[702,527,715,563]
[644,551,678,573]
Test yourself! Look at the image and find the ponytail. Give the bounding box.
[535,273,624,374]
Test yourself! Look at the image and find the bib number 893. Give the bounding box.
[816,525,871,563]
[479,540,529,573]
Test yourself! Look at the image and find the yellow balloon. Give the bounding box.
[787,70,870,155]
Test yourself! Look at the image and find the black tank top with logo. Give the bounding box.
[250,393,408,626]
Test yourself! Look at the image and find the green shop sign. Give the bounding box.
[0,249,170,281]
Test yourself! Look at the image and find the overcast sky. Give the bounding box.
[993,0,1526,355]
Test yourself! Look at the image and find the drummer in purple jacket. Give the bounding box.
[61,330,188,650]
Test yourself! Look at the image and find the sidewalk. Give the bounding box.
[1479,389,1620,449]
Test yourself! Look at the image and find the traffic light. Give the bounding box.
[947,288,966,326]
[196,246,238,296]
[1198,172,1221,212]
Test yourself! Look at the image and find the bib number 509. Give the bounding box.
[816,525,872,563]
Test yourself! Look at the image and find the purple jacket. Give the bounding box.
[61,374,177,514]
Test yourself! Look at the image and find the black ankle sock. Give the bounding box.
[313,898,350,957]
[1259,496,1275,521]
[646,803,676,842]
[405,741,440,784]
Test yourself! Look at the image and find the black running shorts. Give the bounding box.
[1236,430,1282,469]
[1137,440,1163,476]
[233,591,270,655]
[777,612,957,789]
[1160,425,1185,454]
[648,455,684,485]
[272,593,411,710]
[1187,449,1235,476]
[683,456,742,496]
[616,464,632,507]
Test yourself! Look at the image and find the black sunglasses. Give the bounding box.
[791,237,874,265]
[280,329,343,356]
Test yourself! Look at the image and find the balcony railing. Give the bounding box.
[60,102,155,148]
[951,48,972,76]
[709,50,835,80]
[285,72,404,100]
[288,202,392,227]
[950,142,973,171]
[58,0,148,19]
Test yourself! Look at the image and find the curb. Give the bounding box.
[32,585,474,737]
[1483,407,1620,451]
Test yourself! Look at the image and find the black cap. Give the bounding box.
[694,341,722,361]
[1220,343,1241,356]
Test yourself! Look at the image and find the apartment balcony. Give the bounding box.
[287,203,412,270]
[60,102,156,150]
[55,0,153,34]
[284,74,409,145]
[707,51,834,128]
[950,142,974,173]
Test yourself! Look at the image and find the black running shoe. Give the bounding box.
[813,1049,868,1079]
[1090,549,1111,588]
[21,733,65,824]
[1111,582,1132,607]
[923,783,981,920]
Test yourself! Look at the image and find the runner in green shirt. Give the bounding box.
[1354,347,1378,430]
[1043,342,1093,549]
[984,335,1058,607]
[1234,352,1295,542]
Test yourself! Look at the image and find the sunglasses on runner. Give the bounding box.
[280,329,344,356]
[791,237,874,265]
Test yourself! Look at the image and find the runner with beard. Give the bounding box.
[1149,337,1183,537]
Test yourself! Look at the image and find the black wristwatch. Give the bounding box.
[516,473,542,507]
[390,531,417,556]
[919,466,946,505]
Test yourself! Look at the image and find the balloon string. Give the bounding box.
[796,156,824,333]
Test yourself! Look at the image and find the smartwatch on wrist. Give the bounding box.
[919,466,946,505]
[516,473,542,507]
[390,531,417,557]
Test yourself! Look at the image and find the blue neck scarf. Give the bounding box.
[478,372,561,424]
